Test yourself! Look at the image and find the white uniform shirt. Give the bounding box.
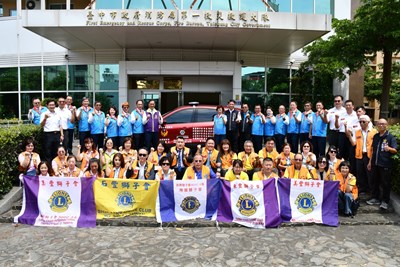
[55,107,72,130]
[327,107,346,130]
[40,111,62,132]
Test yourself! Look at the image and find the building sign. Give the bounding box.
[86,10,271,28]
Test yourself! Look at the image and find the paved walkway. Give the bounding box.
[0,223,399,266]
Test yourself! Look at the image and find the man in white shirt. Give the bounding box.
[40,100,63,162]
[328,95,346,149]
[335,100,358,160]
[55,97,72,153]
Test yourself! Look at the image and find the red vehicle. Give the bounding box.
[159,103,217,147]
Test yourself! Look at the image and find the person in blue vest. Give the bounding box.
[76,97,93,153]
[28,98,47,125]
[131,99,145,150]
[225,99,241,153]
[117,102,134,148]
[249,104,266,153]
[88,101,105,150]
[287,101,302,153]
[214,105,227,148]
[143,100,163,151]
[105,106,119,149]
[264,106,276,144]
[274,105,289,153]
[309,101,329,157]
[299,101,314,144]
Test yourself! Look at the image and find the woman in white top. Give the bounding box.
[18,138,41,176]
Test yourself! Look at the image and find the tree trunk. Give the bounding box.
[380,49,392,119]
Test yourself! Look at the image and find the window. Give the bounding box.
[97,64,119,91]
[293,0,313,14]
[0,4,3,16]
[242,67,265,93]
[68,65,94,91]
[44,65,66,91]
[0,68,18,92]
[196,108,216,123]
[96,0,122,9]
[21,67,41,91]
[0,93,18,119]
[165,109,193,124]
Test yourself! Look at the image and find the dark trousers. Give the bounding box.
[61,129,69,153]
[239,131,251,152]
[66,129,74,155]
[79,131,90,153]
[371,165,392,204]
[174,167,186,180]
[251,135,263,154]
[91,133,105,151]
[329,130,340,148]
[44,131,61,162]
[311,136,327,158]
[274,134,286,153]
[356,155,372,193]
[338,132,350,160]
[214,134,226,149]
[287,133,299,153]
[299,133,310,145]
[133,133,145,150]
[145,131,159,152]
[226,130,239,153]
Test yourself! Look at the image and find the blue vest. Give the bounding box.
[132,110,144,134]
[311,113,328,137]
[78,107,93,132]
[118,114,132,136]
[32,107,48,125]
[264,118,275,136]
[274,114,287,135]
[90,112,105,134]
[214,115,226,135]
[251,114,264,136]
[300,112,314,134]
[287,110,301,134]
[106,117,118,137]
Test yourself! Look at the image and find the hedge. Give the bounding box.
[0,125,43,198]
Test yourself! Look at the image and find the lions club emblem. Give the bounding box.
[236,193,259,216]
[180,196,200,214]
[295,192,317,215]
[115,191,135,209]
[48,190,72,213]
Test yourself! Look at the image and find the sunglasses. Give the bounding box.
[319,161,327,164]
[359,121,368,124]
[138,154,147,157]
[161,162,170,166]
[34,102,40,104]
[303,145,310,148]
[334,100,341,103]
[294,159,302,161]
[329,150,337,153]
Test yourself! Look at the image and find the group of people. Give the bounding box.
[22,95,398,217]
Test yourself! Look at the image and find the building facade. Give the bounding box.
[0,0,336,119]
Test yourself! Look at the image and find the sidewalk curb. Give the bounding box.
[0,187,22,215]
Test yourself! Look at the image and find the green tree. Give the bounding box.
[364,62,400,113]
[302,0,400,118]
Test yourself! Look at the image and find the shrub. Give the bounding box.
[0,125,43,198]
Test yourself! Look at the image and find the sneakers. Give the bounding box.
[366,198,381,205]
[380,201,388,210]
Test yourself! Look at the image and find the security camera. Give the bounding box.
[65,54,70,60]
[289,59,295,65]
[239,59,245,65]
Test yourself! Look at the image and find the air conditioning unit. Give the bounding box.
[26,0,41,10]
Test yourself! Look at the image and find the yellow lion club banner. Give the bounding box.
[94,178,159,219]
